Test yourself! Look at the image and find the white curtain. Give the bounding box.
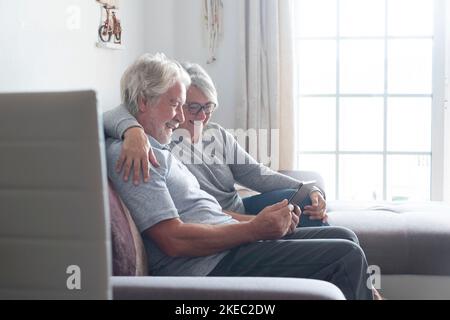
[444,111,450,203]
[236,0,296,171]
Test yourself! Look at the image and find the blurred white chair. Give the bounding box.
[0,91,111,299]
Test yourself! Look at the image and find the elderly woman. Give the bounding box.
[103,62,328,227]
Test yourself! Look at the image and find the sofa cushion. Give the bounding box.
[108,181,148,276]
[327,200,450,276]
[111,276,346,300]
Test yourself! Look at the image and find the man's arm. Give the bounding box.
[223,210,254,222]
[146,218,255,257]
[223,127,325,198]
[146,200,293,258]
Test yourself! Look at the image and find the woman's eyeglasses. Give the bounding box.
[184,102,217,115]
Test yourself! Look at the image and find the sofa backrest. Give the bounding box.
[108,181,148,276]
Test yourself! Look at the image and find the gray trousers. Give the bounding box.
[208,226,373,300]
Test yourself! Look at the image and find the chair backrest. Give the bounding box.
[0,91,111,299]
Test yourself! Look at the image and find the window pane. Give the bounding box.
[387,97,431,152]
[388,39,432,94]
[339,98,384,151]
[295,0,337,37]
[297,40,336,94]
[387,155,431,201]
[388,0,433,36]
[340,40,385,94]
[339,155,383,200]
[340,0,385,37]
[298,98,336,151]
[298,154,336,200]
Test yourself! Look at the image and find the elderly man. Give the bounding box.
[105,53,374,300]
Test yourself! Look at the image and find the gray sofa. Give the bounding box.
[108,177,346,300]
[328,200,450,299]
[110,169,450,300]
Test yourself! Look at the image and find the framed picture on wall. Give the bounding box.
[96,0,123,50]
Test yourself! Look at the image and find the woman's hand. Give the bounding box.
[115,127,160,185]
[303,191,328,223]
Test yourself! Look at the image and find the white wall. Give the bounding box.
[145,0,242,129]
[0,0,242,128]
[144,0,175,56]
[176,0,242,130]
[0,0,146,111]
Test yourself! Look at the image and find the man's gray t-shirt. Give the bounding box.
[106,135,237,276]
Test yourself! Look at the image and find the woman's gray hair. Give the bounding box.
[121,53,191,116]
[180,62,218,106]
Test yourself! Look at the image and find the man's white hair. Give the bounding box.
[121,53,191,116]
[180,62,218,106]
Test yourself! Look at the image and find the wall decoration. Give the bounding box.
[96,0,122,49]
[203,0,223,64]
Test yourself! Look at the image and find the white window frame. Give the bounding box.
[431,0,447,201]
[294,0,447,201]
[443,0,450,203]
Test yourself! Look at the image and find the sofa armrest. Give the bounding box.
[112,276,345,300]
[278,170,326,196]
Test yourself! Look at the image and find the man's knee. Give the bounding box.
[329,226,360,245]
[333,240,372,300]
[332,239,366,262]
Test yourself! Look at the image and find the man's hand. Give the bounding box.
[303,191,328,223]
[115,127,160,185]
[287,204,301,234]
[250,199,292,240]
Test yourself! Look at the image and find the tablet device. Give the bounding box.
[288,180,316,206]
